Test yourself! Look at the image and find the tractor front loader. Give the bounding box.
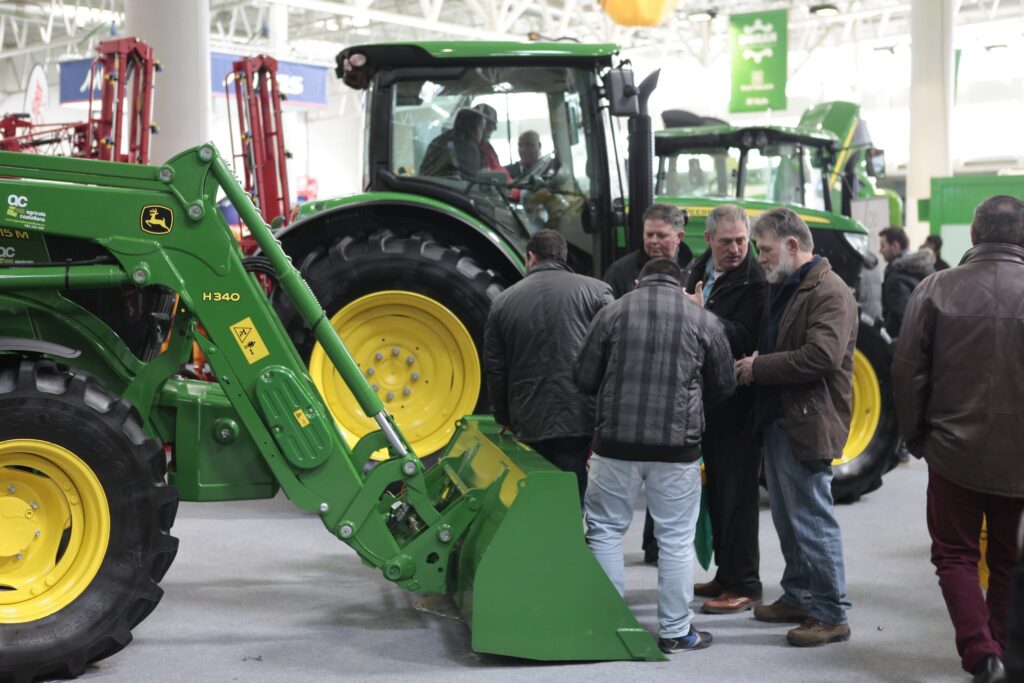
[0,145,663,681]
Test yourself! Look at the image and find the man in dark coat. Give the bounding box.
[603,203,693,299]
[892,195,1024,683]
[682,205,769,615]
[575,257,735,654]
[879,226,935,338]
[736,207,857,647]
[483,229,613,500]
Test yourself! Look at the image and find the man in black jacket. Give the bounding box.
[484,229,613,501]
[603,203,693,298]
[575,257,735,654]
[683,205,769,615]
[879,226,935,338]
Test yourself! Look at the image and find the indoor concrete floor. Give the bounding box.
[70,457,973,682]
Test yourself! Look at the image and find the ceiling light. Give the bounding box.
[687,9,716,23]
[809,3,840,17]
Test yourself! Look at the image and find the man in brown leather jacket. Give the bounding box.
[735,207,857,647]
[892,195,1024,683]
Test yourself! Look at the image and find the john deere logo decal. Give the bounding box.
[140,205,173,234]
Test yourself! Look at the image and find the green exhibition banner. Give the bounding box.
[729,9,788,113]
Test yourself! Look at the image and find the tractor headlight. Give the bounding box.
[842,231,869,258]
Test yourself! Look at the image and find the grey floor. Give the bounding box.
[74,458,969,682]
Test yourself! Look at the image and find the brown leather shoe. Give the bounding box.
[701,592,762,615]
[786,617,851,647]
[753,599,809,624]
[693,580,724,598]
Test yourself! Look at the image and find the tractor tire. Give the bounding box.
[274,229,504,457]
[0,360,179,682]
[831,321,901,503]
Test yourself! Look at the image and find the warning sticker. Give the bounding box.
[230,316,270,364]
[293,409,310,428]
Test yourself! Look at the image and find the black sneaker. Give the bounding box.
[658,628,713,654]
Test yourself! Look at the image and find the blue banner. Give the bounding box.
[59,52,328,108]
[59,57,101,104]
[212,52,328,108]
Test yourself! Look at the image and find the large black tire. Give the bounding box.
[831,321,901,503]
[274,228,504,455]
[0,360,179,682]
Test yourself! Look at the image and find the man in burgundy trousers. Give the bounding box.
[892,195,1024,683]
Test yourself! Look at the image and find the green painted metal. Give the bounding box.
[293,191,526,271]
[398,41,618,59]
[159,378,278,501]
[0,143,661,662]
[435,416,666,661]
[919,173,1024,265]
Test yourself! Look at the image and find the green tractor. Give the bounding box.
[0,143,668,681]
[276,44,892,500]
[655,101,901,501]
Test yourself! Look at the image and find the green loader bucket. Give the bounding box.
[431,416,666,662]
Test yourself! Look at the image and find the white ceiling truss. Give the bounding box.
[0,0,1022,93]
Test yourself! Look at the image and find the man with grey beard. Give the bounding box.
[734,208,858,647]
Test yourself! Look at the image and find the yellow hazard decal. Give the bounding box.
[141,205,174,234]
[293,409,310,428]
[231,316,270,364]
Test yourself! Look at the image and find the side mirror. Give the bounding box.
[603,68,639,117]
[866,148,886,178]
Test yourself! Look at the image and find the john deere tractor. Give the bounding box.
[0,141,668,681]
[656,101,901,501]
[272,44,889,501]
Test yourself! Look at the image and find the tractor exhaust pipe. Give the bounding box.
[627,69,660,249]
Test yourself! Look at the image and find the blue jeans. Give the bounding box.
[762,420,850,625]
[584,453,702,639]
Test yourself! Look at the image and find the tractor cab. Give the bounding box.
[337,42,627,277]
[656,125,838,212]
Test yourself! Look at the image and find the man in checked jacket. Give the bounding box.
[574,256,735,655]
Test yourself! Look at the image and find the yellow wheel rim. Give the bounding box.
[834,348,881,466]
[309,290,481,458]
[0,439,110,624]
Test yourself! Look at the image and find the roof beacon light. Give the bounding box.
[810,3,840,17]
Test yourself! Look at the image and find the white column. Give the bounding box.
[124,0,211,164]
[270,3,289,54]
[906,0,954,245]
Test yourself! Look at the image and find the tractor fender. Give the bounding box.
[275,192,525,282]
[0,293,138,394]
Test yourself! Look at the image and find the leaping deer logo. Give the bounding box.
[140,205,173,234]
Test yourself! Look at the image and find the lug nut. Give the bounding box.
[30,502,37,510]
[366,367,375,376]
[391,347,400,356]
[35,530,40,537]
[386,391,395,402]
[411,372,420,381]
[375,352,383,361]
[15,553,23,561]
[406,356,415,365]
[371,383,380,391]
[403,387,411,396]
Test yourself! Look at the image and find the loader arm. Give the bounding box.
[0,144,665,664]
[0,145,478,592]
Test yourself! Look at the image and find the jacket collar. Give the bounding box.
[527,259,573,276]
[636,273,682,290]
[689,248,760,291]
[796,256,831,292]
[960,242,1024,266]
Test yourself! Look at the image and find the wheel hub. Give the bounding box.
[0,494,37,558]
[0,440,109,623]
[309,290,481,458]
